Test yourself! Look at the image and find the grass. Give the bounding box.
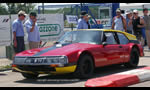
[0,65,12,71]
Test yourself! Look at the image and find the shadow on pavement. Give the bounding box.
[14,65,147,85]
[0,73,7,76]
[142,56,150,58]
[15,74,84,84]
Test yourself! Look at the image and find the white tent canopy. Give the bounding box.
[120,3,150,10]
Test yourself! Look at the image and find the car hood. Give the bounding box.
[16,43,97,57]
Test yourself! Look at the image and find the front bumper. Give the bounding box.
[12,65,77,74]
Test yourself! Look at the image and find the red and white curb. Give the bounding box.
[85,67,150,87]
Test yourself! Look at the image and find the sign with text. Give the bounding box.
[37,14,64,41]
[11,14,64,42]
[0,14,64,46]
[66,15,78,24]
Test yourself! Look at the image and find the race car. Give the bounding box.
[12,29,144,79]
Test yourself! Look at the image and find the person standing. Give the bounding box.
[125,10,133,34]
[86,15,91,29]
[112,8,127,32]
[143,8,150,50]
[25,11,40,49]
[132,9,145,46]
[12,10,26,54]
[77,11,89,29]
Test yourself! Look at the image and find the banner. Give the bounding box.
[66,15,78,24]
[0,15,11,46]
[0,14,64,46]
[37,14,64,41]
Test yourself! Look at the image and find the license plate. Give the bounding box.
[25,58,47,64]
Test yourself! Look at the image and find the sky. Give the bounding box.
[35,3,150,9]
[36,3,150,6]
[3,3,150,10]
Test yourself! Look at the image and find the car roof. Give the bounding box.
[74,29,137,40]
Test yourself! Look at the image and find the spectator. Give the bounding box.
[132,9,145,46]
[125,10,133,34]
[25,11,40,49]
[12,10,26,54]
[143,8,150,49]
[77,11,89,29]
[86,15,91,29]
[112,8,127,32]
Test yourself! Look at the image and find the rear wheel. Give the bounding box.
[74,55,94,79]
[124,48,139,68]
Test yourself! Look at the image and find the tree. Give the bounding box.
[6,3,17,14]
[6,3,36,14]
[0,4,8,15]
[16,3,36,14]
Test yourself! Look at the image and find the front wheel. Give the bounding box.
[73,55,94,79]
[124,48,139,68]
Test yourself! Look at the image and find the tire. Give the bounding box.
[21,73,39,79]
[124,48,139,68]
[74,55,94,79]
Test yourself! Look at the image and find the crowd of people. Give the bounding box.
[112,8,150,49]
[77,8,150,50]
[112,8,147,47]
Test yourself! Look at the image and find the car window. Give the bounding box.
[58,31,102,45]
[104,32,117,44]
[117,33,129,44]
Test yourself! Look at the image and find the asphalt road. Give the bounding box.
[0,47,150,87]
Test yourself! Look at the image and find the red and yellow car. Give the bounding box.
[12,29,144,79]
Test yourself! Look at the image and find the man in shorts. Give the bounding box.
[132,9,145,46]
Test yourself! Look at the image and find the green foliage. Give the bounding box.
[0,65,11,71]
[0,4,8,15]
[6,3,36,14]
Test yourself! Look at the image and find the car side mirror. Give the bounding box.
[54,41,59,44]
[102,42,107,47]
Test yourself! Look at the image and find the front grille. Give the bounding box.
[17,65,56,71]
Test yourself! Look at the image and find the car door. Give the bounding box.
[116,32,130,63]
[102,32,123,65]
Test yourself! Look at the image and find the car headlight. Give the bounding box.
[13,57,27,64]
[47,56,68,64]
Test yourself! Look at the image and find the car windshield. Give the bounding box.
[57,30,102,45]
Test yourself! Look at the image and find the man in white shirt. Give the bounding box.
[112,8,127,32]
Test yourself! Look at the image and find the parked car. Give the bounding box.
[12,29,144,79]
